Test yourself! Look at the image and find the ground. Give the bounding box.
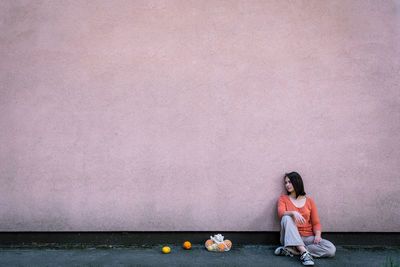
[0,245,399,266]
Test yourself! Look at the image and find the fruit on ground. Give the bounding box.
[205,239,214,247]
[225,240,232,249]
[162,246,171,254]
[217,243,226,252]
[183,241,191,250]
[207,244,217,251]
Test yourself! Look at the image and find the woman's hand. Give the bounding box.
[313,233,322,244]
[291,211,306,225]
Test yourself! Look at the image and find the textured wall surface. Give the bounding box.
[1,0,399,231]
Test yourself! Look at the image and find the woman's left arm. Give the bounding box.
[313,231,322,244]
[310,199,322,244]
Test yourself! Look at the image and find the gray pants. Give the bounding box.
[280,215,336,258]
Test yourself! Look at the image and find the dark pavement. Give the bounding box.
[0,245,399,266]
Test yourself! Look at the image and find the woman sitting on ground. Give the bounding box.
[275,172,336,266]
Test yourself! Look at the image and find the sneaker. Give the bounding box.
[274,246,294,257]
[300,251,314,266]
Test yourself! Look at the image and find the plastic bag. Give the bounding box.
[205,234,232,252]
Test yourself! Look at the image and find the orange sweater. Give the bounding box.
[278,195,322,237]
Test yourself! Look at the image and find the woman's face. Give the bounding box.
[284,177,295,193]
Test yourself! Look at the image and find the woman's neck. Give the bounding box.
[290,193,305,199]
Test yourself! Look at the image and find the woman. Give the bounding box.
[275,172,336,266]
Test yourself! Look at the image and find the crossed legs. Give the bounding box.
[280,215,336,258]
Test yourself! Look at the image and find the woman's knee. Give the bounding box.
[308,241,336,258]
[321,242,336,257]
[325,244,336,257]
[281,215,294,224]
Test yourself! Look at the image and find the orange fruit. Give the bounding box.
[225,240,232,249]
[183,241,191,250]
[205,239,214,247]
[217,243,226,252]
[162,246,171,254]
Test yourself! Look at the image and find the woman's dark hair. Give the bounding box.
[284,172,306,198]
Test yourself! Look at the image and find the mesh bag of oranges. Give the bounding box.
[205,234,232,252]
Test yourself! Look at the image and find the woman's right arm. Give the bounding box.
[278,196,306,224]
[284,210,306,225]
[282,211,294,217]
[277,196,287,218]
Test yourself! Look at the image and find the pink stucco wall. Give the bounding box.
[1,1,399,231]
